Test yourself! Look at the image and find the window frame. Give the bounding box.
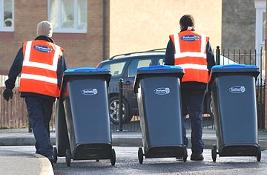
[0,0,14,32]
[255,0,266,66]
[48,0,87,33]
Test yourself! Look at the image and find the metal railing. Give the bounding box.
[216,46,265,129]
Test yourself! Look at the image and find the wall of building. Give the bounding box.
[109,0,222,56]
[222,0,256,50]
[0,0,105,73]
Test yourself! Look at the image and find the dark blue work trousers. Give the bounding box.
[25,96,54,159]
[181,89,205,154]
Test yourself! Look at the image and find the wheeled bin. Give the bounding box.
[54,67,116,166]
[134,65,187,164]
[209,64,261,162]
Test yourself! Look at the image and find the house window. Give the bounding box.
[48,0,87,33]
[255,0,266,48]
[0,0,14,31]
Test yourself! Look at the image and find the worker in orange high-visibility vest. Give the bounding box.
[3,21,66,164]
[165,15,215,161]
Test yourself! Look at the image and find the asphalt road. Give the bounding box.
[53,147,267,175]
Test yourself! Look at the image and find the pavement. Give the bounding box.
[0,128,267,175]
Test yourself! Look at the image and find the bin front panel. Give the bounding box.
[215,75,258,145]
[139,76,183,148]
[67,78,111,145]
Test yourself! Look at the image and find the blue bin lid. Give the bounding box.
[62,67,111,84]
[210,64,259,82]
[65,67,109,73]
[136,65,184,75]
[211,64,259,73]
[64,67,110,76]
[61,67,111,90]
[134,65,184,93]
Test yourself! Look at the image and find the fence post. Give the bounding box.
[216,46,220,65]
[118,78,123,131]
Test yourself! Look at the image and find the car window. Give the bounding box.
[128,58,152,77]
[101,61,126,76]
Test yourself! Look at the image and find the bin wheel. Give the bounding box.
[212,145,217,162]
[256,146,261,162]
[182,148,188,162]
[110,149,116,166]
[96,159,99,162]
[138,147,143,164]
[53,147,58,163]
[65,149,71,167]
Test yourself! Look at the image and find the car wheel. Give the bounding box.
[109,95,131,125]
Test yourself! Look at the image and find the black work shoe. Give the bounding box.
[190,153,204,161]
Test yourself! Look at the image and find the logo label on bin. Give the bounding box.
[81,88,98,95]
[228,86,246,93]
[154,87,170,95]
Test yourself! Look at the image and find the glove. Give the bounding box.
[3,88,13,101]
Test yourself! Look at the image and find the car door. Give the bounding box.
[122,56,156,115]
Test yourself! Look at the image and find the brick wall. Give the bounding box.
[0,0,105,73]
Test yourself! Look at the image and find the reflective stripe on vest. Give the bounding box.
[20,73,57,84]
[170,31,209,83]
[19,40,62,97]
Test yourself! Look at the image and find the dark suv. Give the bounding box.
[97,49,213,125]
[97,49,165,124]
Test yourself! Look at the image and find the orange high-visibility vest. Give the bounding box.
[169,30,209,83]
[19,40,63,97]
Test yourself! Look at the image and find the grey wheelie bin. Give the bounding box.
[54,67,116,166]
[209,64,261,162]
[134,65,187,164]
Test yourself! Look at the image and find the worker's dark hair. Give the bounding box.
[179,15,195,31]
